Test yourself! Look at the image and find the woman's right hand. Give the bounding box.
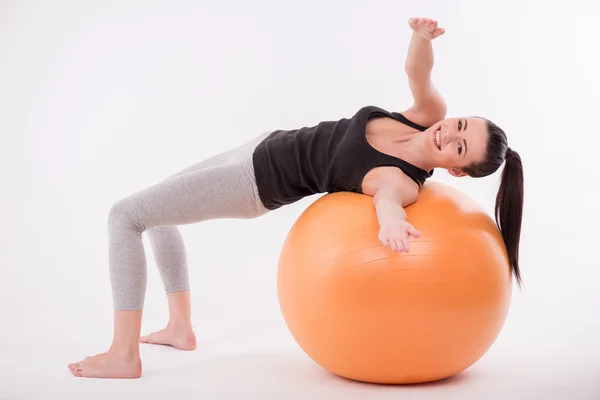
[378,220,421,253]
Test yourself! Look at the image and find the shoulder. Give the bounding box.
[361,166,420,207]
[401,107,446,129]
[403,79,447,127]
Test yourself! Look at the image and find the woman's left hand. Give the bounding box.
[408,17,445,40]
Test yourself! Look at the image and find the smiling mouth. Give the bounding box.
[433,127,441,150]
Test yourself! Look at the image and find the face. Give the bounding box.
[425,116,488,176]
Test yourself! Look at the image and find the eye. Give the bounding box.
[458,120,462,130]
[458,143,462,155]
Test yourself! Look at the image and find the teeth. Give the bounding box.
[435,129,441,149]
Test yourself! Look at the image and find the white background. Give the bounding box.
[1,0,599,399]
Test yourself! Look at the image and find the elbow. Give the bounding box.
[370,171,419,214]
[373,184,416,209]
[373,187,400,208]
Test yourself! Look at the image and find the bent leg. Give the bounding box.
[143,132,271,349]
[147,133,270,294]
[109,160,266,311]
[70,146,268,378]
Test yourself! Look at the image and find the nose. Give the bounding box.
[444,128,458,143]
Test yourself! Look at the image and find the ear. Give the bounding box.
[447,168,467,177]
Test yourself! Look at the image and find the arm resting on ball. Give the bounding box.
[366,168,419,228]
[373,184,416,228]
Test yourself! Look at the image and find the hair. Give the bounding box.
[462,119,524,286]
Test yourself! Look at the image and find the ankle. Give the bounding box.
[167,319,193,332]
[109,342,140,359]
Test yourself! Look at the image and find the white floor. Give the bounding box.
[0,282,600,400]
[1,339,598,399]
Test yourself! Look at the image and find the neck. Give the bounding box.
[395,129,436,172]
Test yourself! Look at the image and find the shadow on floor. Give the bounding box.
[148,352,477,400]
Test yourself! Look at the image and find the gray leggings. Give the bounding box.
[108,132,271,310]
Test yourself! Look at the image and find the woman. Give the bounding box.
[69,17,524,378]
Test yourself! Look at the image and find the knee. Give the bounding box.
[146,226,177,240]
[108,198,145,235]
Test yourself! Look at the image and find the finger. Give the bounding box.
[434,28,445,37]
[408,226,421,238]
[396,238,405,253]
[403,238,410,253]
[396,239,404,253]
[389,239,399,252]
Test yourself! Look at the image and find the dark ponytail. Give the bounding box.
[462,119,524,286]
[495,148,524,286]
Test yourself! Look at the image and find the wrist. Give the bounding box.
[411,31,431,42]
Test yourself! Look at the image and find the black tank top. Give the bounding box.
[252,105,434,210]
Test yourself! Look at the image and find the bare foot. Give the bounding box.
[68,351,142,378]
[140,325,196,350]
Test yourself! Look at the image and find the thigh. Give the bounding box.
[119,161,266,231]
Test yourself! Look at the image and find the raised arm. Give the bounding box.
[402,17,447,127]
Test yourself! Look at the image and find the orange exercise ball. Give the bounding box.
[277,181,512,384]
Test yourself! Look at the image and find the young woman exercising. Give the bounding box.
[69,17,524,378]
